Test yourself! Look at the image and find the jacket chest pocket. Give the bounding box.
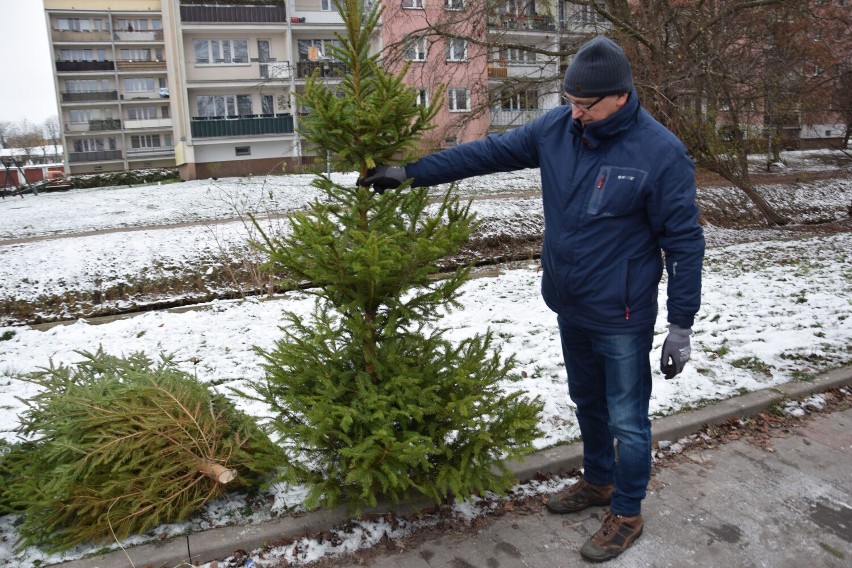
[586,166,648,217]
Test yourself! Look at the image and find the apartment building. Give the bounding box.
[44,1,595,180]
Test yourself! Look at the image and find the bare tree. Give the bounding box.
[42,115,61,162]
[0,120,12,149]
[595,0,850,225]
[398,0,849,225]
[6,119,47,165]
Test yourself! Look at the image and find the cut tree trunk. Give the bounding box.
[197,459,237,484]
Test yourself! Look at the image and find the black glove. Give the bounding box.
[358,166,406,194]
[660,324,692,379]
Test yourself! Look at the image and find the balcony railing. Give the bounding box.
[68,149,123,163]
[113,30,164,42]
[487,66,508,78]
[61,91,119,102]
[296,60,350,79]
[289,10,345,24]
[124,118,173,130]
[88,118,122,131]
[126,146,176,159]
[180,3,287,23]
[51,29,112,42]
[490,108,548,128]
[56,60,115,72]
[487,14,556,31]
[117,59,168,71]
[190,115,294,138]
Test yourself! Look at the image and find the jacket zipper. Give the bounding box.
[597,173,606,189]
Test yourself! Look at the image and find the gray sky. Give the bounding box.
[0,0,58,125]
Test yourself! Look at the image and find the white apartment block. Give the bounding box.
[44,0,596,180]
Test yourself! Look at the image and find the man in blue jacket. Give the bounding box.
[360,35,704,562]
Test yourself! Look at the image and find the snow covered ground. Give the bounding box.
[0,150,851,567]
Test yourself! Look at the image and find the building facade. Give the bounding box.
[44,0,589,180]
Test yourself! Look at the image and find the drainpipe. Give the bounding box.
[286,0,302,168]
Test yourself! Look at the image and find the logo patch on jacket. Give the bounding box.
[587,166,647,217]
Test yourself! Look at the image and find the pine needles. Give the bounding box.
[0,348,283,553]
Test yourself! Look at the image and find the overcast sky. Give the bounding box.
[0,1,58,126]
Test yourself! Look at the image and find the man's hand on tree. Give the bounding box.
[358,166,406,194]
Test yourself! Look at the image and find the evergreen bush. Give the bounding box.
[0,348,283,552]
[241,0,543,512]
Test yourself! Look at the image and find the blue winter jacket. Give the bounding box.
[404,91,705,333]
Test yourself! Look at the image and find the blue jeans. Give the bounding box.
[558,316,654,517]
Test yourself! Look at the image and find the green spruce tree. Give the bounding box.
[245,0,543,511]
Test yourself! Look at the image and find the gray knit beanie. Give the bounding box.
[563,36,633,98]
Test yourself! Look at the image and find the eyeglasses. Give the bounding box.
[562,94,605,112]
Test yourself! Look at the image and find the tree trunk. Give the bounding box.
[197,459,237,484]
[714,169,791,226]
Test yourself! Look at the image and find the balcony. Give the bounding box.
[56,60,115,72]
[190,115,294,138]
[51,29,112,42]
[68,149,123,163]
[289,10,345,24]
[124,118,173,130]
[113,30,164,42]
[180,3,287,23]
[89,118,122,131]
[296,60,350,79]
[487,13,556,31]
[126,146,175,159]
[490,108,548,128]
[487,66,508,78]
[117,59,168,71]
[61,90,119,102]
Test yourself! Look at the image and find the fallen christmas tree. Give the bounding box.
[0,348,283,553]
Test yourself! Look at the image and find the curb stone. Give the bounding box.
[55,366,852,568]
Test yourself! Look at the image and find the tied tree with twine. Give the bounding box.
[0,349,283,552]
[244,0,543,512]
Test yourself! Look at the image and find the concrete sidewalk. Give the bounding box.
[56,366,852,568]
[366,397,852,567]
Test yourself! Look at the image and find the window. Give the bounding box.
[413,88,429,107]
[57,18,89,31]
[125,78,155,92]
[237,95,253,116]
[402,0,425,8]
[446,38,467,61]
[499,46,536,64]
[196,95,252,117]
[404,36,428,61]
[297,39,343,62]
[445,0,464,9]
[73,138,104,152]
[60,48,107,62]
[66,79,109,93]
[235,146,251,156]
[193,39,249,65]
[116,19,148,31]
[321,0,333,9]
[120,49,151,61]
[131,135,161,148]
[500,88,539,110]
[127,106,158,120]
[262,95,274,115]
[448,88,470,111]
[69,110,94,123]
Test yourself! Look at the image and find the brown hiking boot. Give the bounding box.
[546,478,614,514]
[580,510,644,562]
